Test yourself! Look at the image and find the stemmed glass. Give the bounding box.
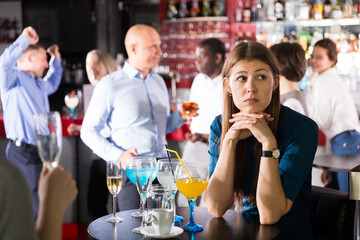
[157,158,184,224]
[64,90,79,119]
[106,160,123,223]
[126,156,157,218]
[33,111,62,170]
[132,157,155,234]
[175,163,208,232]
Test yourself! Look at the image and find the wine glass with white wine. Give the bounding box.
[106,160,123,223]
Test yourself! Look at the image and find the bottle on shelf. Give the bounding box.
[343,0,353,18]
[332,0,343,19]
[313,0,324,20]
[274,0,285,21]
[167,0,179,20]
[212,0,225,16]
[201,0,211,16]
[285,0,296,21]
[178,0,190,18]
[234,0,244,22]
[190,0,201,17]
[323,0,332,19]
[256,0,265,21]
[299,0,310,20]
[243,0,252,22]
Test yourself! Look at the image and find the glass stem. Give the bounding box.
[140,192,147,227]
[71,108,74,115]
[172,192,177,215]
[140,192,146,211]
[113,195,117,217]
[188,199,196,226]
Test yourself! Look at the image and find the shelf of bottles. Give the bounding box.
[160,0,238,88]
[0,17,20,44]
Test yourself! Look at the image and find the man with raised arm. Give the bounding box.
[0,26,63,218]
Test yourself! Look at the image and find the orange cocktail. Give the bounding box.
[175,178,208,200]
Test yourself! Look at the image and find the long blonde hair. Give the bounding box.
[221,41,280,204]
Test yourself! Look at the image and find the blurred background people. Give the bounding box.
[270,42,308,115]
[81,24,192,212]
[0,158,77,240]
[67,49,117,222]
[0,26,63,218]
[179,38,225,207]
[307,38,360,192]
[182,38,225,167]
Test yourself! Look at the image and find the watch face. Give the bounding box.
[273,149,280,158]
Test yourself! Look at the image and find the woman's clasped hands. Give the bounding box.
[227,111,274,144]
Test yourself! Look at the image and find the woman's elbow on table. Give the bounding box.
[259,199,293,225]
[204,196,232,218]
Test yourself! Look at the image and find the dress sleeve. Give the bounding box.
[208,115,222,177]
[279,117,319,201]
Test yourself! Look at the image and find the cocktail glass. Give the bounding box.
[175,163,208,232]
[157,158,184,223]
[126,156,157,218]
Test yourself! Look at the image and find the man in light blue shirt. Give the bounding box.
[81,24,192,211]
[0,26,63,218]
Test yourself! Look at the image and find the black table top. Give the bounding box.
[313,154,360,172]
[88,207,279,240]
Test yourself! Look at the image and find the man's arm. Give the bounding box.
[42,44,63,94]
[80,80,124,161]
[0,27,36,90]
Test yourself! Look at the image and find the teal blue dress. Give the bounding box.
[209,106,318,239]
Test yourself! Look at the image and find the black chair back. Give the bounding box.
[311,186,355,240]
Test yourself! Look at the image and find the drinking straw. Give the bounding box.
[164,147,193,182]
[164,144,175,177]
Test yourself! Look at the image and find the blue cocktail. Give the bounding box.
[126,157,157,218]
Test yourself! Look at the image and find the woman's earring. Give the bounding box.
[229,93,232,97]
[272,90,275,95]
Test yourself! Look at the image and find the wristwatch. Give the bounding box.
[261,148,280,159]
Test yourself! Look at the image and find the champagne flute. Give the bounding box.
[33,111,62,170]
[175,163,208,232]
[126,156,157,218]
[157,158,184,224]
[132,157,154,234]
[106,160,123,223]
[64,90,79,119]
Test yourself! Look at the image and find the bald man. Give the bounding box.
[81,24,191,213]
[0,26,63,219]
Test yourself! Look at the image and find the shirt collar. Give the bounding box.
[122,61,155,80]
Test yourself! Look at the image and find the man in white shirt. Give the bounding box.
[182,38,225,167]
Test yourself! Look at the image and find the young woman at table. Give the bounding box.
[308,39,360,192]
[203,41,318,238]
[67,49,117,222]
